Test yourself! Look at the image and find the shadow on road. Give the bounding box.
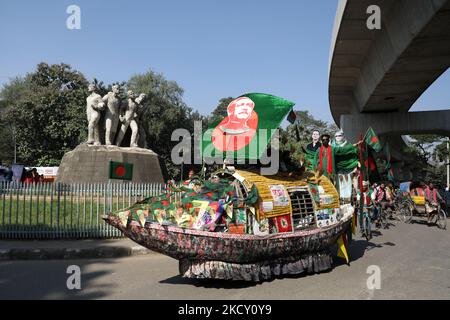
[160,275,260,288]
[0,258,120,300]
[333,235,396,267]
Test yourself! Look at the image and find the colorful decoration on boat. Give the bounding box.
[269,185,290,207]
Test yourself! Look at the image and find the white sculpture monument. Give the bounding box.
[115,91,147,148]
[102,84,121,146]
[86,84,105,145]
[57,83,163,184]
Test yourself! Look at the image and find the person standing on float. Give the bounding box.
[313,134,336,181]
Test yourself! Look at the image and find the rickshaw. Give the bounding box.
[395,182,447,229]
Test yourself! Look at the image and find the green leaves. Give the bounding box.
[0,63,89,165]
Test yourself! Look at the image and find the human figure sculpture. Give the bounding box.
[131,93,147,147]
[115,91,147,148]
[86,84,105,145]
[331,130,347,147]
[314,133,335,178]
[102,84,121,145]
[302,129,321,171]
[307,130,321,152]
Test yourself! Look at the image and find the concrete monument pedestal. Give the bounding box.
[56,144,165,184]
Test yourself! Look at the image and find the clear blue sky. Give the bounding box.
[0,0,448,123]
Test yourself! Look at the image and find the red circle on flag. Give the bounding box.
[115,165,126,177]
[371,136,378,143]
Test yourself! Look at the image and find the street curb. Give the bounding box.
[0,245,156,260]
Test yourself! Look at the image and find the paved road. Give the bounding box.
[1,220,449,299]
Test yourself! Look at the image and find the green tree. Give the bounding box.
[0,99,14,164]
[1,63,89,166]
[434,138,450,164]
[206,97,234,126]
[404,135,449,186]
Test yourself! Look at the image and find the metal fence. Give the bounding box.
[0,181,166,239]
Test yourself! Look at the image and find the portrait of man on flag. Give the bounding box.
[212,96,258,152]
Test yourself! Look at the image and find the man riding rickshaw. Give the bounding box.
[396,181,446,229]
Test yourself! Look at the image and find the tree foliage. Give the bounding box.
[1,63,89,166]
[206,97,234,126]
[404,135,449,187]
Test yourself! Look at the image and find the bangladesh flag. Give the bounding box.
[109,161,133,180]
[287,110,297,124]
[202,93,295,160]
[364,127,382,152]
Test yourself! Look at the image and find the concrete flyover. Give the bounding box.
[329,0,450,179]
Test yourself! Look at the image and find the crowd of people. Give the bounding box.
[0,165,46,184]
[357,180,449,231]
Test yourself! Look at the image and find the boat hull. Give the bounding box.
[104,214,352,264]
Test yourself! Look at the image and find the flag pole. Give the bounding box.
[362,127,369,142]
[295,119,301,142]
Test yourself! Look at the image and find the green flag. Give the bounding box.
[202,93,295,160]
[364,127,382,152]
[109,161,133,180]
[334,143,359,173]
[385,142,395,181]
[385,142,391,168]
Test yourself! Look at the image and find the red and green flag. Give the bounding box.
[364,127,382,152]
[109,161,133,180]
[287,110,297,124]
[360,140,369,181]
[202,93,295,160]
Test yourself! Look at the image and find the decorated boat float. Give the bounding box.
[104,93,357,281]
[103,168,354,282]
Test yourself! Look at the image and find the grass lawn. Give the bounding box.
[0,197,132,228]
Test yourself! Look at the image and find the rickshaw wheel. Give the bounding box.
[435,209,447,230]
[379,209,389,229]
[401,206,413,224]
[364,215,372,241]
